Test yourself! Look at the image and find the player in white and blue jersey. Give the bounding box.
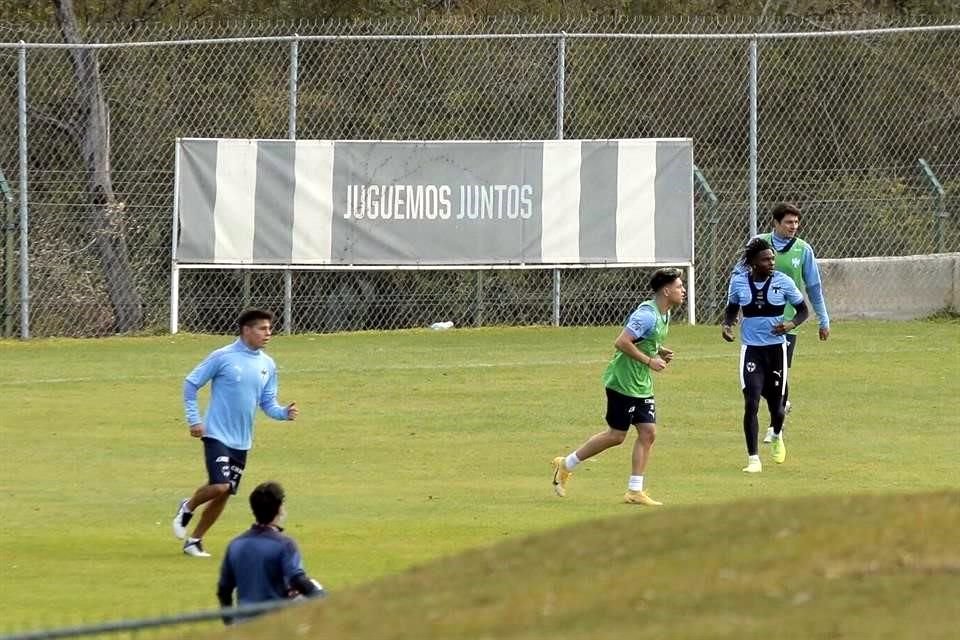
[732,203,830,442]
[172,308,299,557]
[722,237,809,473]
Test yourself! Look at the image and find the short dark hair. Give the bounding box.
[237,308,274,333]
[741,236,773,266]
[249,481,285,525]
[649,268,682,292]
[771,202,801,222]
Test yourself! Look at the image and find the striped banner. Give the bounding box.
[175,138,693,266]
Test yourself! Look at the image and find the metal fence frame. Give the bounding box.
[3,23,959,338]
[0,596,318,640]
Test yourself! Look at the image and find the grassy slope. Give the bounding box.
[0,320,957,631]
[224,491,960,640]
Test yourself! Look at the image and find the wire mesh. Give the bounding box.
[174,267,691,333]
[0,16,957,337]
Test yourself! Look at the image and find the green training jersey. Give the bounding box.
[761,232,810,331]
[602,300,669,398]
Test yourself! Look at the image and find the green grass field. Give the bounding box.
[228,491,960,640]
[0,320,957,636]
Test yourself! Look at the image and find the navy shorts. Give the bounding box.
[202,437,248,495]
[604,387,656,430]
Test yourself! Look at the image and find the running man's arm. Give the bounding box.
[282,540,325,598]
[721,276,742,342]
[183,353,221,430]
[775,276,809,334]
[259,367,294,420]
[614,306,665,370]
[289,574,324,598]
[802,244,830,330]
[722,302,740,327]
[183,380,203,428]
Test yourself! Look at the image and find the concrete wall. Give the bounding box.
[817,253,960,321]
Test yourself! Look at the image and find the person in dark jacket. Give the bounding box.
[217,481,323,623]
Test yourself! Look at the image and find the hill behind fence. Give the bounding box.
[1,16,958,337]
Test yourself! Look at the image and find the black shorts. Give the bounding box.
[604,387,656,430]
[203,437,248,495]
[739,343,787,399]
[786,333,797,368]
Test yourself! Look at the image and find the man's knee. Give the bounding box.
[606,429,628,445]
[636,423,656,445]
[209,483,232,499]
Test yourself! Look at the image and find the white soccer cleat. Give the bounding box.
[172,498,192,540]
[742,459,762,474]
[183,538,211,557]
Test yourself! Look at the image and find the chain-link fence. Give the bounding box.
[0,596,317,640]
[1,16,958,337]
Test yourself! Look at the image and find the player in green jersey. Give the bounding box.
[757,203,831,443]
[551,268,686,506]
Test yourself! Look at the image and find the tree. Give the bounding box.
[53,0,143,332]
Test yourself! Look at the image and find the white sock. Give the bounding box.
[748,455,760,463]
[186,536,201,544]
[628,475,644,492]
[564,453,581,471]
[771,432,781,441]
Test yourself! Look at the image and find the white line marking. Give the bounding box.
[2,346,947,387]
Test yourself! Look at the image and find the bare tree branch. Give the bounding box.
[52,0,144,333]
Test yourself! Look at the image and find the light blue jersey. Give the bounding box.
[734,231,830,328]
[624,304,658,342]
[727,271,804,346]
[183,339,289,450]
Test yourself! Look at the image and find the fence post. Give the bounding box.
[917,159,946,254]
[283,270,293,333]
[748,38,759,238]
[556,32,566,140]
[170,140,181,334]
[0,168,14,338]
[17,42,29,339]
[284,35,299,335]
[694,165,719,322]
[551,32,566,327]
[552,268,561,327]
[475,270,484,327]
[289,36,299,140]
[686,264,696,325]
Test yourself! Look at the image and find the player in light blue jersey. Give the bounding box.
[173,308,299,557]
[733,203,830,442]
[723,238,809,473]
